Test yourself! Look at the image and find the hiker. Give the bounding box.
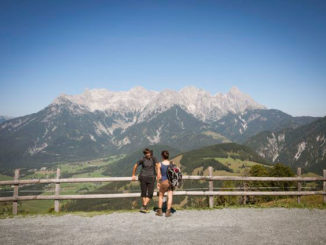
[155,150,175,217]
[131,148,158,213]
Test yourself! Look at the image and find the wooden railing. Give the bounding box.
[1,167,325,215]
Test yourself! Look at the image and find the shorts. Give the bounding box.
[139,175,155,198]
[159,179,174,192]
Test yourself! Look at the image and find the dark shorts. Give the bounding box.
[138,175,155,198]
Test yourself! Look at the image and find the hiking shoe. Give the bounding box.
[165,209,172,217]
[155,208,163,216]
[144,206,150,213]
[140,205,147,213]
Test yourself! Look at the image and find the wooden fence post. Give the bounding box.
[12,169,20,215]
[297,168,301,204]
[54,168,61,213]
[323,169,326,204]
[242,181,248,205]
[208,166,214,208]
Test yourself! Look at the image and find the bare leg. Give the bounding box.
[167,190,173,210]
[158,191,164,208]
[142,197,146,206]
[144,197,150,206]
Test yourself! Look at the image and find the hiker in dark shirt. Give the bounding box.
[132,148,158,213]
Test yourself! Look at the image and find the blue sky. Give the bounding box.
[0,0,325,117]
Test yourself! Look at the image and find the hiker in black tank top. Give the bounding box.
[132,148,158,213]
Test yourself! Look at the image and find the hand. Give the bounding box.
[131,175,136,181]
[157,182,160,190]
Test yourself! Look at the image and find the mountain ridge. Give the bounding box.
[0,86,320,170]
[51,86,266,123]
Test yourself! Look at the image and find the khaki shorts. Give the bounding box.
[159,179,174,192]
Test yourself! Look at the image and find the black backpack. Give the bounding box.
[167,161,183,188]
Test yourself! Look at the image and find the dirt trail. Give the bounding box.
[1,208,326,245]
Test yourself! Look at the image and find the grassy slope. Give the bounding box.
[0,155,123,215]
[1,143,324,215]
[0,173,11,181]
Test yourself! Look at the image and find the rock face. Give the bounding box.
[51,86,265,122]
[245,116,326,173]
[0,86,318,170]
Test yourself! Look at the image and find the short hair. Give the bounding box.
[143,148,153,155]
[161,150,169,160]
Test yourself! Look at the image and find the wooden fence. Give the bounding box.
[0,167,325,215]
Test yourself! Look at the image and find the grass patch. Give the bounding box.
[1,196,325,219]
[216,157,271,175]
[256,195,326,209]
[0,208,141,219]
[0,173,12,181]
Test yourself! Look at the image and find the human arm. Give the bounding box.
[131,163,138,181]
[156,162,161,189]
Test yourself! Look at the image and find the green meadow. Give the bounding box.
[0,145,324,216]
[0,154,125,215]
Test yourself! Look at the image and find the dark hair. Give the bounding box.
[143,148,153,155]
[161,150,169,160]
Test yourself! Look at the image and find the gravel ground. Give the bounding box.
[1,208,326,245]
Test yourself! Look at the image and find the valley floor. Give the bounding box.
[1,208,326,245]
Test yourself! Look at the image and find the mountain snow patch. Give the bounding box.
[238,115,248,135]
[262,133,280,162]
[42,128,49,138]
[294,142,306,161]
[316,135,325,146]
[89,134,96,142]
[277,133,285,142]
[111,136,131,147]
[147,126,163,144]
[27,143,48,156]
[94,121,111,136]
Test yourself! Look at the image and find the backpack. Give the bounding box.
[167,161,183,188]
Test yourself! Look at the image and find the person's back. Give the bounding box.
[160,161,169,181]
[156,151,174,217]
[139,156,156,177]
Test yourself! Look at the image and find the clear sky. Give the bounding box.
[0,0,325,118]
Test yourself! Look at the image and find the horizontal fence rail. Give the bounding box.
[1,176,326,185]
[0,167,325,215]
[1,191,326,202]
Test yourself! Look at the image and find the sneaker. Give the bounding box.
[165,208,172,217]
[140,205,147,213]
[144,205,150,213]
[155,208,163,216]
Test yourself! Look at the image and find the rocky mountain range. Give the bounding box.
[0,86,320,170]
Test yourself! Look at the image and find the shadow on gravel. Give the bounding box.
[152,201,176,213]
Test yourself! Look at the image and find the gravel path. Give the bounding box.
[1,208,326,245]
